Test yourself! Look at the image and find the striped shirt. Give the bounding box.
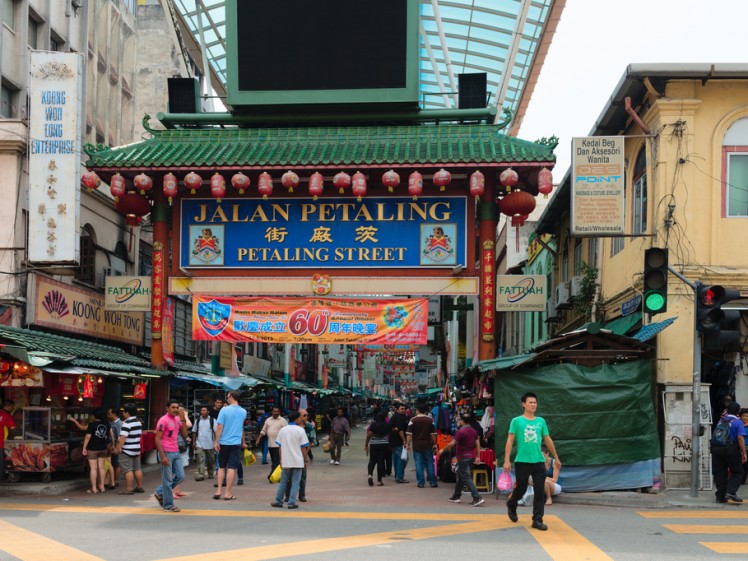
[120,416,142,457]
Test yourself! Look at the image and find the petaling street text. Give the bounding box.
[237,246,408,262]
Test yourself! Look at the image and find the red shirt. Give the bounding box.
[453,425,478,460]
[0,409,17,448]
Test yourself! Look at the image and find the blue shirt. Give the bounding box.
[216,404,247,445]
[727,415,747,442]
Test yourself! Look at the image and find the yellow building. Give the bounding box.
[537,64,748,410]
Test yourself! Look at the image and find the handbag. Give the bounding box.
[322,441,331,453]
[497,470,514,493]
[269,464,282,484]
[177,434,188,454]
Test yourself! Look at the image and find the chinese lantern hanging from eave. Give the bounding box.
[408,171,423,200]
[210,173,226,202]
[538,167,553,198]
[183,172,202,195]
[81,170,101,192]
[351,171,367,201]
[499,190,536,252]
[382,170,400,193]
[309,172,324,200]
[281,170,300,193]
[433,169,451,192]
[115,191,152,251]
[258,172,273,200]
[231,172,250,195]
[109,173,126,202]
[133,173,153,195]
[499,167,519,193]
[333,172,351,195]
[469,170,485,201]
[163,173,178,204]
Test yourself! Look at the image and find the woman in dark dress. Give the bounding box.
[365,413,391,486]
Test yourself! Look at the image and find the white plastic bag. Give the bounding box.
[400,447,408,462]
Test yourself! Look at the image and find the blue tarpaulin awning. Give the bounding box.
[631,317,677,342]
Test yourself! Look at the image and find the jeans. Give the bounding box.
[275,467,303,506]
[195,447,215,478]
[452,458,480,500]
[285,467,306,501]
[712,445,744,499]
[392,445,408,480]
[155,451,184,509]
[507,461,547,522]
[413,449,437,487]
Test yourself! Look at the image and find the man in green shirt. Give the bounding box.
[503,392,561,531]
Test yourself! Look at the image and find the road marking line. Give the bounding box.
[529,515,615,561]
[664,524,748,534]
[0,503,488,520]
[0,519,105,561]
[639,510,748,519]
[700,542,748,554]
[156,519,507,561]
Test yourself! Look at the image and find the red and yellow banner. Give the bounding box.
[192,296,428,345]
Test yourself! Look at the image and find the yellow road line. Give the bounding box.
[700,542,748,554]
[158,519,507,561]
[664,524,748,534]
[0,519,105,561]
[0,502,489,521]
[639,510,748,519]
[530,515,616,561]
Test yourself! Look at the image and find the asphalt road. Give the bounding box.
[0,426,746,561]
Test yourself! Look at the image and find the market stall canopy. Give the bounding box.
[477,353,538,372]
[175,372,259,391]
[631,317,678,343]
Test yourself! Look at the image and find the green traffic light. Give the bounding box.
[644,291,666,312]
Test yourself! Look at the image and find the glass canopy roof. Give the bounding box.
[171,0,560,129]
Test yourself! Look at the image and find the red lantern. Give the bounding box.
[81,170,101,191]
[333,172,351,194]
[538,167,553,198]
[382,170,400,193]
[184,172,202,195]
[210,173,226,202]
[500,190,536,251]
[309,172,324,200]
[133,173,153,195]
[115,191,152,251]
[258,172,273,200]
[163,173,178,204]
[281,170,300,193]
[109,173,126,202]
[499,168,519,193]
[469,170,485,201]
[408,171,423,200]
[433,169,451,192]
[231,172,250,195]
[352,171,367,201]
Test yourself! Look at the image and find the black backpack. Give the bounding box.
[710,416,734,448]
[194,416,215,438]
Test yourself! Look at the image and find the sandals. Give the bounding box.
[118,490,135,495]
[133,488,145,493]
[85,489,98,494]
[105,484,116,490]
[223,496,237,501]
[213,494,222,500]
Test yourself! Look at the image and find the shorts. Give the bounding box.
[119,453,141,474]
[86,449,106,460]
[218,444,242,470]
[110,453,119,469]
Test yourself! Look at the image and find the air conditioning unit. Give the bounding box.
[545,296,561,323]
[555,282,572,309]
[570,276,583,298]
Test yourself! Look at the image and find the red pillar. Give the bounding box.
[149,187,169,427]
[478,171,498,362]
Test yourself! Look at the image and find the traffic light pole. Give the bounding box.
[668,266,701,498]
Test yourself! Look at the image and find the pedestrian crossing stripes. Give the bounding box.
[639,510,748,555]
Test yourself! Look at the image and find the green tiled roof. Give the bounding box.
[0,326,167,377]
[84,125,555,170]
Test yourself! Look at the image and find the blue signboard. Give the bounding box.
[180,196,467,269]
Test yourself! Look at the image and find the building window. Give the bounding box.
[3,0,15,30]
[0,84,12,118]
[50,37,58,51]
[611,237,624,256]
[573,239,582,276]
[561,246,568,282]
[588,238,599,267]
[632,148,647,234]
[28,18,38,49]
[77,227,96,285]
[724,118,748,217]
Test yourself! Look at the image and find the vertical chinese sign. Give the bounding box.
[481,240,495,341]
[28,52,84,264]
[151,241,165,341]
[162,297,175,366]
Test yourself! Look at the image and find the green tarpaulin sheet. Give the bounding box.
[494,360,659,466]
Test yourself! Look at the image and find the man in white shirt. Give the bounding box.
[270,411,309,509]
[191,406,216,480]
[257,407,288,482]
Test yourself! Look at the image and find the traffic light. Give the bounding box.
[697,285,741,350]
[643,248,668,315]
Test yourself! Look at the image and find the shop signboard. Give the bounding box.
[571,136,625,236]
[192,296,427,345]
[104,276,152,312]
[29,274,144,345]
[427,296,441,325]
[27,52,84,264]
[179,197,467,269]
[496,275,547,312]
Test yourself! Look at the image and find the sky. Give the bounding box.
[518,0,748,177]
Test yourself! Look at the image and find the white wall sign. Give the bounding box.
[496,275,547,312]
[28,52,84,264]
[571,136,625,236]
[104,276,152,311]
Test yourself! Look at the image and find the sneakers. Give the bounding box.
[716,497,728,503]
[195,476,204,481]
[270,502,284,508]
[470,497,485,507]
[330,460,335,465]
[507,506,518,523]
[237,479,244,486]
[726,493,743,502]
[334,461,340,465]
[288,504,299,509]
[449,497,462,503]
[532,520,548,531]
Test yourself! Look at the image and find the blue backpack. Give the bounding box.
[710,417,734,448]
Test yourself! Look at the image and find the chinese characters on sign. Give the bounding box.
[481,240,495,341]
[151,241,165,338]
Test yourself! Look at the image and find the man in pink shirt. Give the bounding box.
[154,399,188,512]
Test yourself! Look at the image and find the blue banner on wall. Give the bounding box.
[180,197,467,269]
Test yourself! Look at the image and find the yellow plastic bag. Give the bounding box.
[322,441,331,453]
[269,464,282,484]
[243,449,256,467]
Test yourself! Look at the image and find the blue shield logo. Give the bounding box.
[197,300,232,337]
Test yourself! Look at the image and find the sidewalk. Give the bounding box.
[1,427,745,511]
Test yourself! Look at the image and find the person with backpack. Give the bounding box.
[192,405,216,481]
[711,401,747,503]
